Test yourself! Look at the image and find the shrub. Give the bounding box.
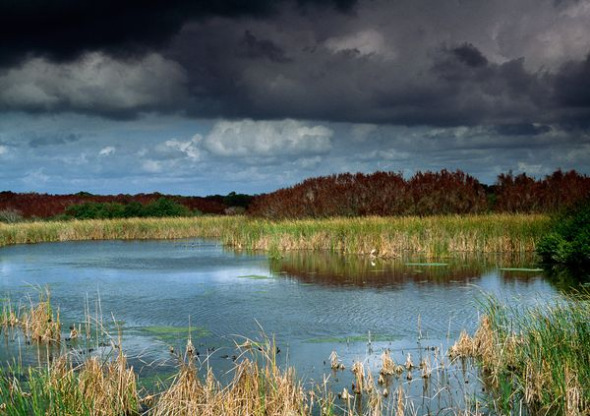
[0,209,23,223]
[65,198,195,220]
[143,197,193,217]
[537,199,590,267]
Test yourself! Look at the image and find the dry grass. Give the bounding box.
[0,214,550,257]
[152,337,311,416]
[448,330,475,360]
[21,289,61,344]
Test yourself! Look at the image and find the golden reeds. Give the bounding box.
[153,338,310,416]
[330,350,345,370]
[21,289,61,344]
[448,330,475,360]
[0,214,550,257]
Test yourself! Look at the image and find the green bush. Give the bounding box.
[143,198,192,217]
[537,200,590,267]
[65,198,195,220]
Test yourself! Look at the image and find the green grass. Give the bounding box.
[306,334,398,344]
[462,293,590,415]
[498,267,543,272]
[141,325,212,342]
[237,274,276,280]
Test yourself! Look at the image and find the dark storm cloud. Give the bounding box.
[174,35,550,128]
[0,0,356,66]
[494,124,552,136]
[2,0,590,132]
[239,31,291,63]
[452,43,488,68]
[552,53,590,125]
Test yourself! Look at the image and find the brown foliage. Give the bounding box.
[249,169,590,219]
[0,192,226,219]
[494,169,590,213]
[248,170,487,218]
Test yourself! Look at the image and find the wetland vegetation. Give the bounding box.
[1,168,589,415]
[0,214,550,259]
[1,283,588,415]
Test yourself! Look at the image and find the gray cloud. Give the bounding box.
[0,53,188,118]
[0,0,356,67]
[1,0,589,131]
[29,133,82,148]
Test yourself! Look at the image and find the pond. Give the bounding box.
[0,239,563,413]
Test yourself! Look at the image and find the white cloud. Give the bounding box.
[296,156,323,169]
[99,146,116,157]
[0,145,7,155]
[203,119,333,157]
[517,161,544,175]
[359,148,410,161]
[0,52,187,112]
[161,134,202,161]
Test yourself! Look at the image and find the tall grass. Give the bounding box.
[449,293,590,415]
[0,217,239,247]
[0,347,139,415]
[0,214,549,256]
[223,214,549,257]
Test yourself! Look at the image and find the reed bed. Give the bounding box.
[0,217,240,247]
[0,346,139,415]
[223,214,549,257]
[0,214,548,256]
[449,294,590,415]
[0,214,547,256]
[152,338,312,416]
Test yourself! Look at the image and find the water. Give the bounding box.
[0,239,563,413]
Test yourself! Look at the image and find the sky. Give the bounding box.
[1,0,589,196]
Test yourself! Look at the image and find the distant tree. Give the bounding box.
[248,170,485,219]
[65,198,194,219]
[143,198,193,217]
[495,170,590,213]
[223,192,254,209]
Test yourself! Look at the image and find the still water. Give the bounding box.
[0,239,562,412]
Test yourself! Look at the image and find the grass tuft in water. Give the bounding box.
[449,293,590,415]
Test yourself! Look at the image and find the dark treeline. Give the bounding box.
[247,169,590,219]
[0,192,228,220]
[2,169,589,221]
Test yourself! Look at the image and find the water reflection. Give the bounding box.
[270,250,545,288]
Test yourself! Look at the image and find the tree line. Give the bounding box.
[1,169,589,222]
[247,169,590,219]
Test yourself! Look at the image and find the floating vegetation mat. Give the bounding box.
[237,274,275,280]
[498,267,544,272]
